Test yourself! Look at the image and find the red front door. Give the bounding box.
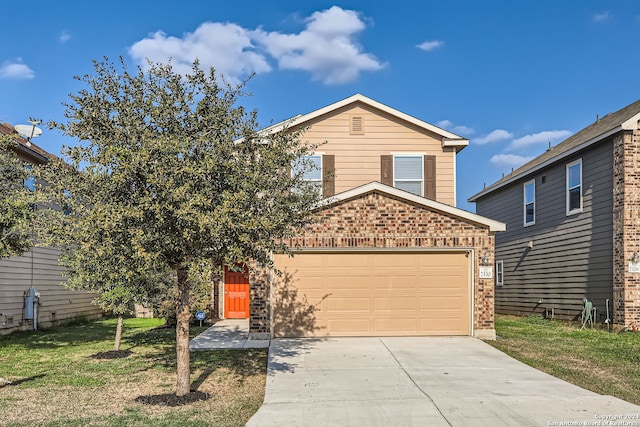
[224,265,250,319]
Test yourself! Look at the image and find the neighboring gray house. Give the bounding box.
[0,123,102,335]
[469,100,640,328]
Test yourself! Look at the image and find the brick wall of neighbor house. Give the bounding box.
[613,128,640,327]
[249,191,497,337]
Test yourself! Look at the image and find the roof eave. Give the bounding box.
[261,94,466,141]
[443,138,469,153]
[317,181,506,232]
[468,125,627,202]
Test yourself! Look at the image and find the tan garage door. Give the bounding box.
[272,251,470,337]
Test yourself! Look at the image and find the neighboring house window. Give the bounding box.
[523,180,535,226]
[566,159,582,215]
[24,165,35,191]
[495,260,503,287]
[393,155,423,197]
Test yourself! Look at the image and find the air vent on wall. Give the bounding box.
[350,115,364,135]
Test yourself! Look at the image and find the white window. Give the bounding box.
[293,155,322,194]
[523,180,535,226]
[566,159,582,215]
[393,155,423,196]
[495,260,503,287]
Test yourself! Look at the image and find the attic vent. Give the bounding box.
[350,115,364,135]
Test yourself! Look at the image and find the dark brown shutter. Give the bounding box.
[424,155,436,200]
[380,155,393,186]
[322,154,335,197]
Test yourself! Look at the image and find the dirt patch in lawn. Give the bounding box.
[1,363,266,425]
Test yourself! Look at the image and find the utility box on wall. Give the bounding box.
[24,288,39,320]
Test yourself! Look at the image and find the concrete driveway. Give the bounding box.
[246,337,640,427]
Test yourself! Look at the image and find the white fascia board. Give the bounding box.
[442,138,469,152]
[263,94,467,142]
[621,112,640,130]
[318,181,506,232]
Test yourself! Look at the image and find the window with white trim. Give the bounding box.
[393,155,423,196]
[566,159,582,215]
[523,180,535,226]
[495,260,503,287]
[293,154,322,194]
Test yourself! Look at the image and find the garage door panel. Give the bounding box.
[327,253,370,267]
[327,297,370,312]
[420,298,466,310]
[326,276,371,291]
[374,297,418,311]
[327,319,370,334]
[273,252,470,337]
[373,318,418,332]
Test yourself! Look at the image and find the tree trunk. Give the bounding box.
[114,315,123,351]
[175,266,191,397]
[210,263,221,321]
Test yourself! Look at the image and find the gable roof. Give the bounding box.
[469,99,640,202]
[263,94,469,153]
[0,123,54,164]
[318,181,505,232]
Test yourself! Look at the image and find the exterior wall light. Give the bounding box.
[481,253,490,266]
[633,252,639,263]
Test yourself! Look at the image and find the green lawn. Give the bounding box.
[0,318,267,427]
[489,315,640,405]
[3,315,640,425]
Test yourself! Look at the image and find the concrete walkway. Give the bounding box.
[247,336,640,427]
[189,319,270,350]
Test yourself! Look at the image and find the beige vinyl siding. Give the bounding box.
[295,104,457,205]
[0,247,102,334]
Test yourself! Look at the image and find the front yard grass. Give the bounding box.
[489,315,640,405]
[0,318,267,427]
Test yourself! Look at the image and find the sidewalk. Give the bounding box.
[189,319,270,350]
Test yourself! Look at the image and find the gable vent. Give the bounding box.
[350,115,364,135]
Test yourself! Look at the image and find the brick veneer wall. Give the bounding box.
[249,191,497,339]
[613,128,640,327]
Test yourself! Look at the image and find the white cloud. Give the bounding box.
[593,11,611,22]
[128,6,382,85]
[436,120,474,136]
[417,40,444,51]
[59,31,71,44]
[490,154,533,169]
[508,130,571,151]
[0,59,35,80]
[129,22,272,83]
[252,6,383,85]
[474,129,513,145]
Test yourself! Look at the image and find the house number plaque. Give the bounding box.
[479,266,493,279]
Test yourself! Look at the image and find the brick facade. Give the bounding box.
[249,190,498,339]
[613,128,640,327]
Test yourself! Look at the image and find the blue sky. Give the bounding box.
[2,1,639,211]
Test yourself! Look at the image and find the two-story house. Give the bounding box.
[0,123,102,334]
[219,94,505,339]
[469,99,640,329]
